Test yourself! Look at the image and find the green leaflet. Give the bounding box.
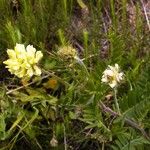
[0,114,6,140]
[112,136,150,150]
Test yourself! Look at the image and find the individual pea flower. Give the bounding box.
[57,45,78,60]
[3,43,43,78]
[101,64,124,88]
[50,136,58,147]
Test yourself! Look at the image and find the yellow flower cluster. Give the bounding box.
[3,43,43,78]
[57,46,77,60]
[101,64,124,88]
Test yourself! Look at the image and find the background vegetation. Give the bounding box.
[0,0,150,149]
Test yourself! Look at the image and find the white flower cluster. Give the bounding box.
[101,64,124,88]
[3,43,43,78]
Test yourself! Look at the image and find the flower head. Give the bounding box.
[57,45,77,60]
[3,43,43,78]
[101,64,124,88]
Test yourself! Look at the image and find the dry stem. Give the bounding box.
[99,101,150,141]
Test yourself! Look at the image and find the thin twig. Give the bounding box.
[85,128,93,137]
[6,74,51,95]
[99,101,150,141]
[6,70,70,95]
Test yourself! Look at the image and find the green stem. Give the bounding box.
[75,57,95,88]
[75,56,90,76]
[114,88,121,114]
[102,142,105,150]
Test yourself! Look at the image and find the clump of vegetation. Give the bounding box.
[0,0,150,149]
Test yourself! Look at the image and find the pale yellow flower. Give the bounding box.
[101,64,124,88]
[50,136,58,147]
[57,45,77,60]
[3,43,43,78]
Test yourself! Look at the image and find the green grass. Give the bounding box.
[0,0,150,149]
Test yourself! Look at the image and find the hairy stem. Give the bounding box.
[114,88,121,114]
